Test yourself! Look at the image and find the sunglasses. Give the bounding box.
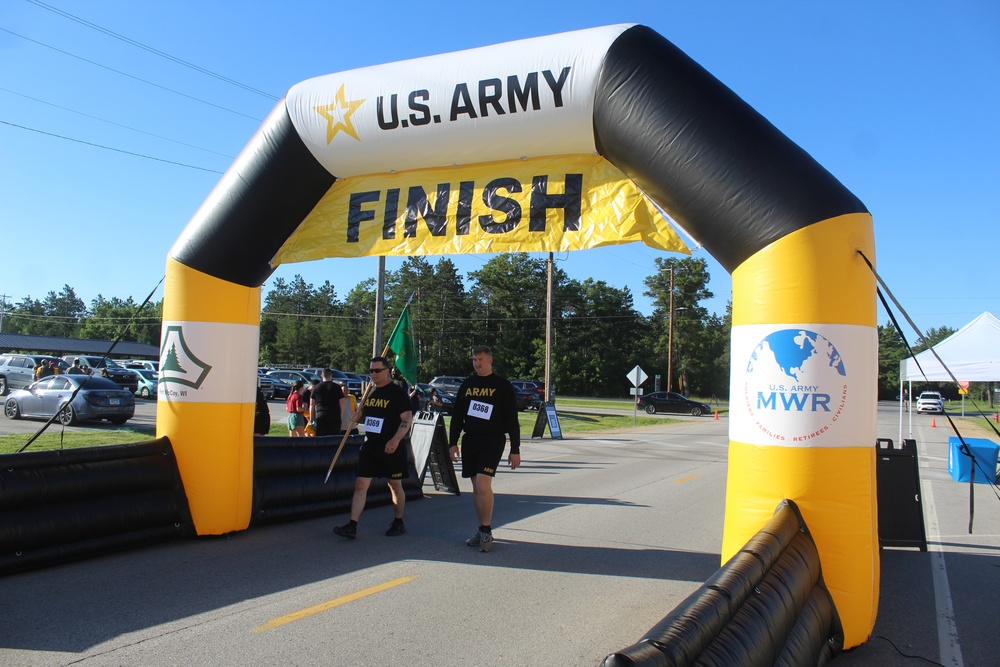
[369,368,387,373]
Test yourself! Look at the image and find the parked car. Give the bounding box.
[511,385,534,411]
[637,391,711,416]
[134,369,158,399]
[255,370,274,399]
[301,367,364,397]
[122,359,159,373]
[511,379,545,409]
[916,391,945,413]
[60,356,139,394]
[266,374,293,399]
[267,370,322,390]
[4,374,135,425]
[430,375,466,393]
[0,354,68,395]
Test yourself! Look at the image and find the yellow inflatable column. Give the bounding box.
[723,213,878,648]
[156,258,261,535]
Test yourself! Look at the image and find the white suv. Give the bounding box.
[916,391,944,413]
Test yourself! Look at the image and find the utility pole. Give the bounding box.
[0,293,9,333]
[372,257,385,357]
[667,265,674,393]
[545,252,553,402]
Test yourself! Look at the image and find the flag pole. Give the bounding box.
[324,290,417,484]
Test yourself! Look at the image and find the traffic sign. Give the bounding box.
[627,365,648,387]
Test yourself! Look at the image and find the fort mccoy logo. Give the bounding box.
[158,325,212,397]
[742,329,849,444]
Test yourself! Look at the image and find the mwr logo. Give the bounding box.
[743,329,848,443]
[159,325,212,390]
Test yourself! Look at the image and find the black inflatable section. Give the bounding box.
[0,438,194,576]
[594,25,867,273]
[603,500,843,667]
[169,100,337,288]
[251,434,424,525]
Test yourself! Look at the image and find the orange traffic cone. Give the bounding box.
[931,417,937,428]
[714,411,719,420]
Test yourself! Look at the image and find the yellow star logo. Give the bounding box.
[313,83,365,143]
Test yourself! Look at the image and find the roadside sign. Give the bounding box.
[627,365,648,387]
[629,388,644,396]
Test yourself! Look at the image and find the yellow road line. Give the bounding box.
[673,474,700,485]
[252,576,416,632]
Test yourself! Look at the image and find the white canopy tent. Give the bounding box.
[900,312,1000,382]
[897,312,1000,441]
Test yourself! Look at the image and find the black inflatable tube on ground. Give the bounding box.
[250,437,422,525]
[602,500,843,666]
[0,439,192,576]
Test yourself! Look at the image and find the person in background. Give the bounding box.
[286,380,307,437]
[49,361,61,375]
[254,385,271,436]
[67,358,86,375]
[429,387,445,413]
[310,369,346,437]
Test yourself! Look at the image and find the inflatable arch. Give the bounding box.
[159,24,877,647]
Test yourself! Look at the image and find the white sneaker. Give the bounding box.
[478,531,494,553]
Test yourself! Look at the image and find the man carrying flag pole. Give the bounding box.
[327,294,417,540]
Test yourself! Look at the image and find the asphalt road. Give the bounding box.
[1,403,997,666]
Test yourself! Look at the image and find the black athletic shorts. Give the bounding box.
[357,438,410,480]
[461,432,506,478]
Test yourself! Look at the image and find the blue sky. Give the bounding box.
[2,1,997,335]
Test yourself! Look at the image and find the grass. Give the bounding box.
[556,396,730,414]
[1,408,681,455]
[0,426,157,455]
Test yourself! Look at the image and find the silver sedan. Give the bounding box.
[3,374,135,426]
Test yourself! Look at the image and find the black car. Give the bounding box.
[636,391,711,416]
[511,385,536,411]
[511,379,545,408]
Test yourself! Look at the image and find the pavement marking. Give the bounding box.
[922,480,964,666]
[673,474,700,485]
[252,575,416,632]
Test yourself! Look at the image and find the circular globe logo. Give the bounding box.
[743,329,849,443]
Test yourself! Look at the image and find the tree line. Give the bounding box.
[8,255,983,402]
[2,254,730,398]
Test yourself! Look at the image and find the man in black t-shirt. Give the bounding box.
[449,345,521,552]
[310,369,346,436]
[333,357,413,540]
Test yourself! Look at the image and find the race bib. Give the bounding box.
[365,416,384,433]
[468,400,493,420]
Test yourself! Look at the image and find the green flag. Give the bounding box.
[388,304,418,385]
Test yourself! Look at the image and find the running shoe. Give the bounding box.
[466,532,481,547]
[385,520,406,537]
[478,531,494,552]
[333,522,357,539]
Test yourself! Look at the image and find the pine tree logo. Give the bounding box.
[162,343,186,373]
[158,325,212,389]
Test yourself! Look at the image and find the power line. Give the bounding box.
[25,0,280,100]
[0,27,263,122]
[0,119,224,173]
[0,87,235,159]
